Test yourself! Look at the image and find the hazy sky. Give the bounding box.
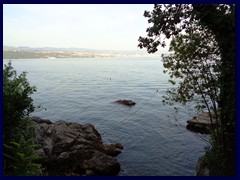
[3,4,167,51]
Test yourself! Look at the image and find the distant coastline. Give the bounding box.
[3,46,164,59]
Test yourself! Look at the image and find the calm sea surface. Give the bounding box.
[3,57,209,176]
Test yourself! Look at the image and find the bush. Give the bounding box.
[3,61,42,176]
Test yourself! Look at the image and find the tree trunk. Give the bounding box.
[193,5,235,175]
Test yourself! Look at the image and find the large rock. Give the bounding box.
[32,117,123,176]
[196,157,210,176]
[103,143,123,157]
[186,112,217,134]
[83,153,121,176]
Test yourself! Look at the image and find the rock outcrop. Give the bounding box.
[32,117,123,176]
[186,112,217,134]
[196,157,210,176]
[116,100,136,106]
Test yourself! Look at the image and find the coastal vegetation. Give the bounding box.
[138,4,235,175]
[3,61,43,175]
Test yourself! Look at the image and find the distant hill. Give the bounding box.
[4,45,98,52]
[4,45,156,53]
[3,45,164,59]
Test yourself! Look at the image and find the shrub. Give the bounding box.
[3,61,42,176]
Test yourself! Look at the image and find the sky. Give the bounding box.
[3,4,169,51]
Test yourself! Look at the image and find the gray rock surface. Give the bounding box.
[186,112,217,134]
[196,157,210,176]
[32,117,123,176]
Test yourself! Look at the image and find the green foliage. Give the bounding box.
[161,26,221,119]
[193,5,235,176]
[3,61,43,176]
[4,61,36,141]
[200,145,224,176]
[138,4,235,175]
[4,130,43,176]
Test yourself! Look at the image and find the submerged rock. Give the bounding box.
[116,100,136,106]
[32,117,123,176]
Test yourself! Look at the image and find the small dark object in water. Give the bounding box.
[116,100,136,106]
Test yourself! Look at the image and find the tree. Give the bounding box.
[162,25,221,137]
[138,4,235,175]
[3,61,42,175]
[192,5,235,176]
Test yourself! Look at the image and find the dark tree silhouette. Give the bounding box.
[138,4,235,175]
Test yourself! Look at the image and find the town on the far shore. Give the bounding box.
[3,46,164,59]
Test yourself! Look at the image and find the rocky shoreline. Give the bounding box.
[32,117,123,176]
[196,157,210,176]
[31,112,214,176]
[186,113,214,176]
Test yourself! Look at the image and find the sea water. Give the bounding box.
[3,57,209,176]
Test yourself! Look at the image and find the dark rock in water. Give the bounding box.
[186,124,210,134]
[32,117,123,176]
[186,112,216,134]
[32,116,52,124]
[116,100,136,106]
